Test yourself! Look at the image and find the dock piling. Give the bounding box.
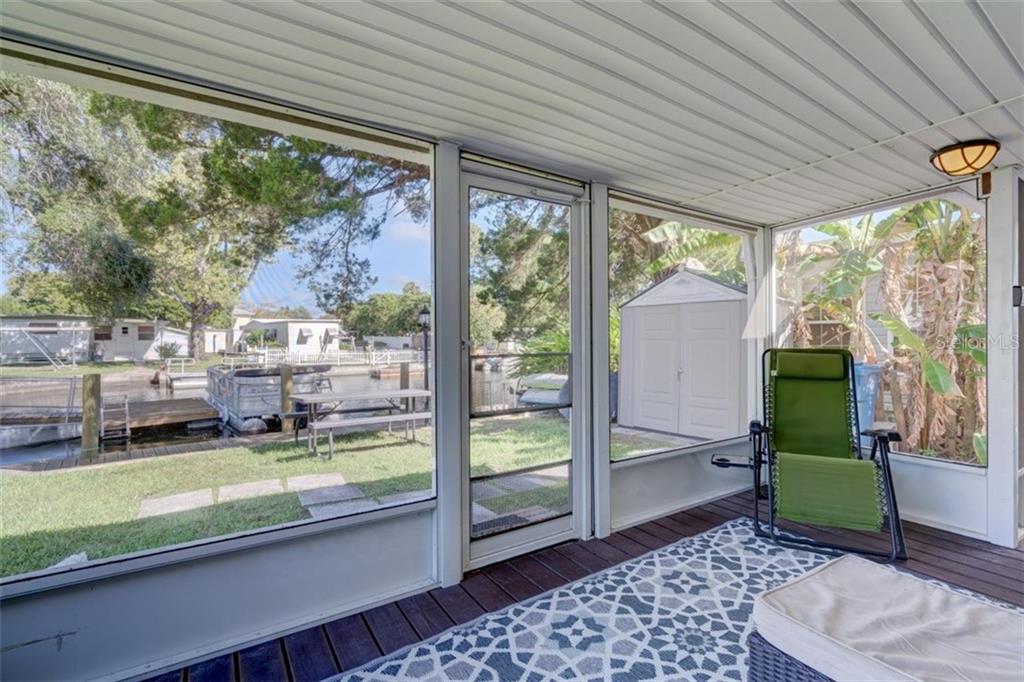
[81,373,101,454]
[280,364,294,432]
[400,361,410,411]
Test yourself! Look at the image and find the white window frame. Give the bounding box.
[602,194,762,463]
[769,181,989,466]
[769,173,1020,548]
[0,46,439,593]
[591,192,764,536]
[457,160,591,571]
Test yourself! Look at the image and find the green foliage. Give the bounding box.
[954,323,987,368]
[513,324,570,376]
[781,198,986,463]
[0,271,85,315]
[155,342,183,360]
[470,191,570,341]
[972,433,988,466]
[642,221,746,284]
[243,330,270,348]
[250,305,314,319]
[608,307,621,372]
[80,230,155,320]
[347,282,430,338]
[469,296,506,348]
[869,313,962,397]
[3,72,430,359]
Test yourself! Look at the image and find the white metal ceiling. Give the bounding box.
[1,0,1021,226]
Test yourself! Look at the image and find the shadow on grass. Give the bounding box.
[2,471,436,578]
[477,484,570,516]
[1,493,309,578]
[3,429,446,577]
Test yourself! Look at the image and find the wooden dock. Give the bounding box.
[104,398,220,431]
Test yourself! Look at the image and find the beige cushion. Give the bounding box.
[753,554,1024,682]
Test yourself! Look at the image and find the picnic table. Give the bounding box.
[291,388,431,458]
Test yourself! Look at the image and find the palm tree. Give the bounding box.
[779,199,986,463]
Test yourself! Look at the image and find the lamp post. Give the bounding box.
[418,306,431,397]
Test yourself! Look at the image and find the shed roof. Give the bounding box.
[621,268,747,309]
[0,314,92,321]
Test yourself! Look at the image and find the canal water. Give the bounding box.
[0,365,525,468]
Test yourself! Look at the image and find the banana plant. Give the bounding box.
[642,221,745,283]
[869,313,962,397]
[955,322,987,465]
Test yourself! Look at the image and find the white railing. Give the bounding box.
[235,348,423,368]
[165,357,197,375]
[0,376,80,422]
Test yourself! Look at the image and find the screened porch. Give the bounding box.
[0,2,1021,681]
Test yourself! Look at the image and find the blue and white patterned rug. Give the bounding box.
[330,518,832,682]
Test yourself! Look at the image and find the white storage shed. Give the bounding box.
[93,320,189,361]
[240,318,345,354]
[0,315,93,364]
[617,269,749,441]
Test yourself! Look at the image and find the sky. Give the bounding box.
[0,208,432,315]
[240,214,431,315]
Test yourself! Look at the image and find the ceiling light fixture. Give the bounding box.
[929,139,1000,176]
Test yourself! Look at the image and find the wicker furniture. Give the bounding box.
[748,554,1023,682]
[747,631,831,682]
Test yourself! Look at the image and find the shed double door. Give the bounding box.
[631,302,741,440]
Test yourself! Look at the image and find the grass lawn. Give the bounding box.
[477,484,569,517]
[0,415,677,576]
[0,361,140,378]
[0,357,226,379]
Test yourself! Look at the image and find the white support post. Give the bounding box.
[590,184,612,538]
[986,167,1021,547]
[572,184,594,541]
[433,141,465,585]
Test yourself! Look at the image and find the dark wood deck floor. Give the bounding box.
[148,491,1024,682]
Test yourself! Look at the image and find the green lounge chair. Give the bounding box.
[719,348,908,561]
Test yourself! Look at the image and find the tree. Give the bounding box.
[97,97,429,357]
[470,193,570,342]
[468,296,505,349]
[249,305,314,319]
[0,271,84,315]
[2,73,429,358]
[639,219,747,285]
[346,282,430,338]
[775,199,987,463]
[2,73,161,320]
[873,200,985,459]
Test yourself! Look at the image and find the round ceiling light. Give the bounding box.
[929,139,1000,177]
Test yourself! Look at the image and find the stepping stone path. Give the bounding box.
[307,498,380,519]
[471,480,505,501]
[287,473,347,491]
[296,483,365,507]
[469,464,571,532]
[136,471,431,521]
[219,479,283,502]
[138,489,215,518]
[135,463,563,524]
[378,490,432,507]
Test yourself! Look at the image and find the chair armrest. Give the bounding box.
[860,421,902,443]
[710,454,753,469]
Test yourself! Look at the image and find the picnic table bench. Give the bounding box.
[291,389,431,459]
